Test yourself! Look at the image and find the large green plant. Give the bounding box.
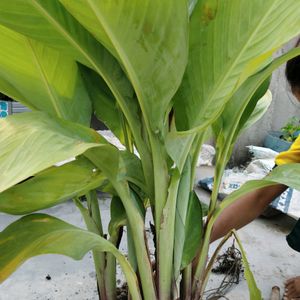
[0,1,300,299]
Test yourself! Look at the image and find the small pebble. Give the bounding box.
[45,274,51,281]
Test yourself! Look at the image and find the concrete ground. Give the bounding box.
[0,166,299,300]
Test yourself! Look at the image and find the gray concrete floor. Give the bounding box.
[0,166,299,299]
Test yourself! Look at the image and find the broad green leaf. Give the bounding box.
[209,48,300,209]
[80,65,125,143]
[0,111,105,193]
[85,146,147,193]
[233,231,262,300]
[108,196,126,238]
[0,25,91,125]
[242,90,272,132]
[119,152,147,193]
[181,191,203,269]
[0,157,107,215]
[0,1,144,149]
[213,78,271,166]
[165,130,195,173]
[0,0,127,79]
[59,0,189,132]
[0,0,89,64]
[211,47,300,165]
[174,0,300,131]
[0,214,141,300]
[214,164,300,219]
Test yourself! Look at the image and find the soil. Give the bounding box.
[116,283,128,300]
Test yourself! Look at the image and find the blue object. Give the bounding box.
[0,101,7,110]
[0,100,9,118]
[198,177,214,192]
[0,111,7,118]
[264,131,292,152]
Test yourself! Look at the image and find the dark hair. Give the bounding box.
[286,38,300,90]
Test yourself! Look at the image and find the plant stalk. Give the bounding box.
[158,170,181,300]
[191,218,214,298]
[181,265,192,300]
[74,196,108,300]
[116,184,157,300]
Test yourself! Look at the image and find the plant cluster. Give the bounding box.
[281,117,300,142]
[0,1,300,300]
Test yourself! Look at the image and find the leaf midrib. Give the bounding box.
[200,1,278,115]
[26,38,63,118]
[85,0,151,130]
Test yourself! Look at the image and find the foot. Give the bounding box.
[284,276,300,299]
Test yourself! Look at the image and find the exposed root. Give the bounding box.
[204,241,244,300]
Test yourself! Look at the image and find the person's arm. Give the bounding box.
[210,183,288,242]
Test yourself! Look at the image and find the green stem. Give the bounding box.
[88,191,117,300]
[181,265,192,300]
[127,224,138,272]
[105,252,117,300]
[191,217,214,298]
[86,190,103,235]
[107,228,124,300]
[116,184,157,300]
[74,196,108,300]
[158,170,181,300]
[150,135,169,230]
[119,109,132,153]
[208,159,224,216]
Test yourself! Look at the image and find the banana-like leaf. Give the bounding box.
[242,90,272,132]
[165,130,196,173]
[85,146,147,195]
[0,0,88,64]
[180,191,203,270]
[213,47,300,151]
[119,152,147,193]
[59,0,189,132]
[0,0,127,77]
[0,1,143,143]
[232,231,262,300]
[215,164,300,216]
[0,214,142,300]
[213,78,271,167]
[174,0,300,131]
[0,25,91,125]
[80,65,125,143]
[0,111,106,193]
[0,157,108,215]
[174,159,203,276]
[208,48,300,209]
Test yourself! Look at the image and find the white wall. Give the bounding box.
[232,37,300,164]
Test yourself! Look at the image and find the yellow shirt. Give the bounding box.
[275,135,300,165]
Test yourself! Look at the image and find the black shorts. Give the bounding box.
[287,219,300,252]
